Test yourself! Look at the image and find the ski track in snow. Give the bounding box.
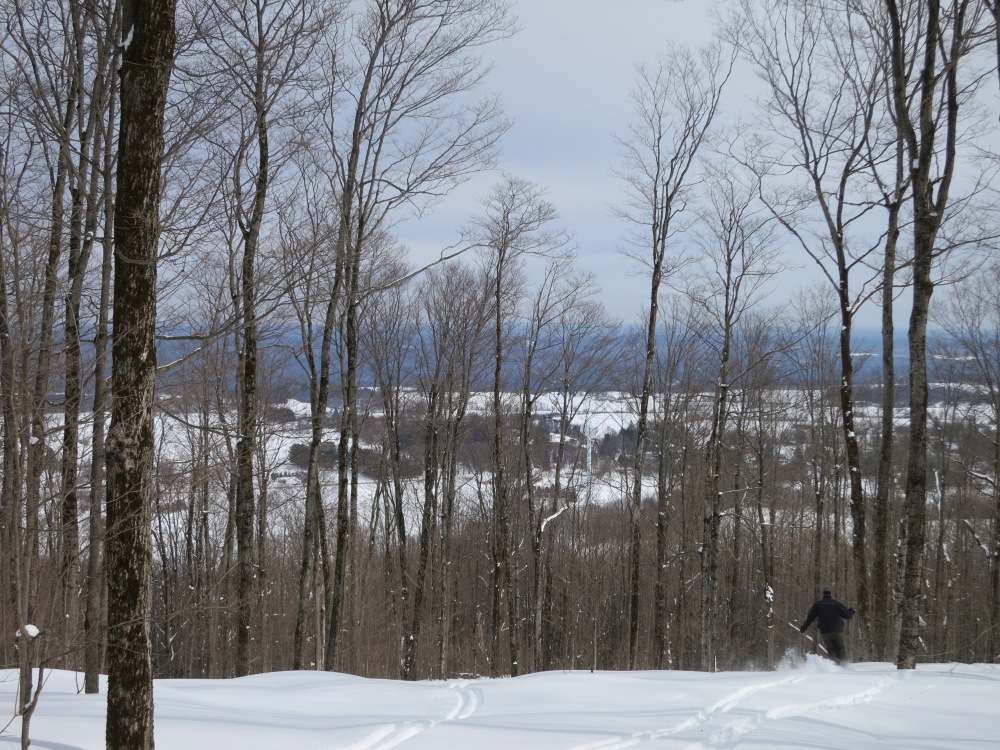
[565,674,809,750]
[561,670,902,750]
[328,671,902,750]
[696,672,897,750]
[764,674,895,720]
[338,679,483,750]
[447,680,484,721]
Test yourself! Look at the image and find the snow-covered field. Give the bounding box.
[4,657,998,749]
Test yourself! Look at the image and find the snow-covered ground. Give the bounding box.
[4,657,998,749]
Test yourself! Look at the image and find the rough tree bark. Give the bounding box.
[105,0,176,746]
[886,0,970,670]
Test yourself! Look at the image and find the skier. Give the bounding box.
[799,588,855,665]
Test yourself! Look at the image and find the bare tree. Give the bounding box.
[359,254,416,677]
[614,43,732,669]
[785,289,842,612]
[885,0,990,669]
[81,0,121,693]
[0,72,42,744]
[937,262,1000,660]
[513,258,595,672]
[104,0,176,746]
[736,0,909,656]
[408,260,493,679]
[56,0,118,668]
[471,174,567,675]
[845,0,912,662]
[647,308,702,669]
[537,299,622,669]
[0,0,121,703]
[283,0,512,671]
[684,160,782,670]
[188,0,333,677]
[3,0,81,683]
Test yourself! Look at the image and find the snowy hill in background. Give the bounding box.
[4,659,999,749]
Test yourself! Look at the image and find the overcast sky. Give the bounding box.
[399,0,892,331]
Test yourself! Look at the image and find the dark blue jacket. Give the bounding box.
[801,595,854,634]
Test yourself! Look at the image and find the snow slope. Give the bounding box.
[3,657,998,749]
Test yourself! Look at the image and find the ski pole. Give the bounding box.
[787,621,814,642]
[787,621,827,653]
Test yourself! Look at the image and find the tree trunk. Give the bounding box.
[490,259,517,676]
[990,427,1000,662]
[326,217,363,671]
[85,90,118,691]
[897,229,934,668]
[837,299,871,657]
[629,260,661,670]
[701,344,730,672]
[105,0,176,746]
[873,188,901,662]
[888,0,964,670]
[233,45,270,677]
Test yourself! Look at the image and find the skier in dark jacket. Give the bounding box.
[800,588,855,665]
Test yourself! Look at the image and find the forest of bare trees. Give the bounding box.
[3,0,1000,745]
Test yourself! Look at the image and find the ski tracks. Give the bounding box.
[765,674,896,720]
[565,674,807,750]
[335,671,896,750]
[700,673,897,749]
[445,679,483,721]
[339,679,482,750]
[577,671,902,750]
[568,671,898,750]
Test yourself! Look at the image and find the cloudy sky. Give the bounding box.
[399,0,888,330]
